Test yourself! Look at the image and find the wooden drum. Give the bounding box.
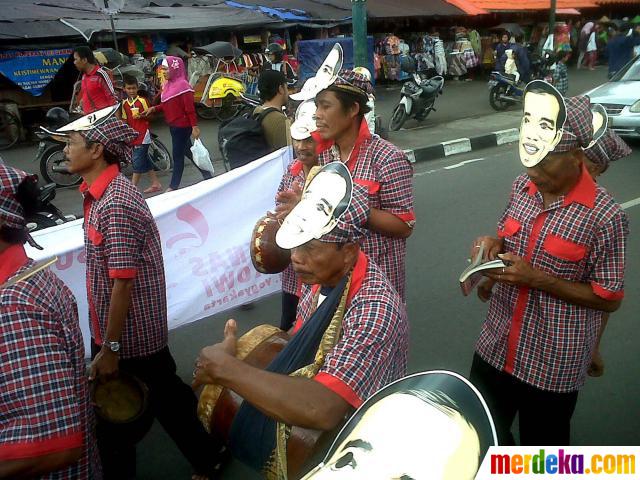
[197,324,335,479]
[250,215,291,274]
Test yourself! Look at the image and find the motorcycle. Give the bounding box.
[388,71,445,132]
[37,107,172,188]
[488,51,555,111]
[18,172,77,232]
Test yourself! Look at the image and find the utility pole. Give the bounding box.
[351,0,367,68]
[103,0,119,51]
[548,0,557,44]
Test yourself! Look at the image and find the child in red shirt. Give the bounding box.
[121,76,162,193]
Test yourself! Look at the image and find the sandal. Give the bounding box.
[143,185,162,194]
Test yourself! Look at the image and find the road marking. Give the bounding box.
[414,157,486,177]
[621,197,640,210]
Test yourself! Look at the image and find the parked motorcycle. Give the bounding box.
[16,171,77,232]
[389,72,445,131]
[37,107,172,188]
[488,51,555,111]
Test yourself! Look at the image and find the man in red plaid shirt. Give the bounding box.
[54,107,225,480]
[0,162,101,479]
[469,82,628,445]
[312,70,415,301]
[193,163,408,476]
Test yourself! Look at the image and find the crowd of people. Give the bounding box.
[0,37,634,480]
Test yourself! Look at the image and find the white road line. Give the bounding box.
[621,197,640,210]
[413,157,487,177]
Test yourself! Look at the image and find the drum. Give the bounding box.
[250,215,291,274]
[197,325,335,479]
[92,372,153,445]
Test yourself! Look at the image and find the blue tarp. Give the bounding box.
[225,1,310,21]
[297,37,375,85]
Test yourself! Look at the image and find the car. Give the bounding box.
[584,55,640,139]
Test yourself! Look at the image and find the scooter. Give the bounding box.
[37,106,172,188]
[17,172,77,232]
[488,51,555,111]
[388,72,445,131]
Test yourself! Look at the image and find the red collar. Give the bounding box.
[0,244,28,284]
[312,118,372,159]
[525,164,596,209]
[311,250,368,307]
[289,159,304,177]
[79,164,120,200]
[87,64,100,76]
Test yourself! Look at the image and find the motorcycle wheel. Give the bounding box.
[215,94,240,122]
[149,138,173,172]
[389,105,408,132]
[489,84,513,111]
[40,144,82,188]
[195,103,217,120]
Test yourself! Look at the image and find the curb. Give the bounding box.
[403,127,520,163]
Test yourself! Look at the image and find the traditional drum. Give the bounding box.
[92,372,153,445]
[250,215,291,274]
[197,324,337,479]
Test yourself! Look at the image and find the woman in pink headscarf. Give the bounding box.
[144,56,212,190]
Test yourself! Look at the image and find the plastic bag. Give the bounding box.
[190,138,215,175]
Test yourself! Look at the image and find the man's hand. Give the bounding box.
[89,347,119,381]
[484,252,541,288]
[192,126,201,140]
[588,349,605,377]
[477,278,496,303]
[192,319,238,390]
[470,236,503,261]
[275,181,303,220]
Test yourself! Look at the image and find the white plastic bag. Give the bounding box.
[190,138,215,175]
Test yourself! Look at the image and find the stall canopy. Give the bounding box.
[462,0,599,11]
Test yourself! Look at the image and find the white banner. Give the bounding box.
[27,148,291,353]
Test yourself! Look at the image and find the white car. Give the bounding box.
[584,55,640,138]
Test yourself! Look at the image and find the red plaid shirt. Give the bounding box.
[81,164,168,359]
[476,166,628,392]
[292,251,409,407]
[276,159,306,296]
[316,120,415,300]
[0,245,101,479]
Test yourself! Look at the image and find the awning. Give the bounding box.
[463,0,598,11]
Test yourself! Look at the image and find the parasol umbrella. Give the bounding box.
[489,23,525,37]
[94,48,129,68]
[193,41,242,59]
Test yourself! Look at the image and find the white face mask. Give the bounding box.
[303,393,481,480]
[519,91,564,167]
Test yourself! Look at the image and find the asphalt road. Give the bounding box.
[131,142,640,479]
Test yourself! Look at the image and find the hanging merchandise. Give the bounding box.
[127,35,168,54]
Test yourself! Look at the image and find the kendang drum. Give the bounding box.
[250,215,291,274]
[92,372,153,445]
[197,325,336,479]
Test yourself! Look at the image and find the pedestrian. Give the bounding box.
[143,56,212,191]
[494,32,512,71]
[312,69,415,301]
[58,109,226,480]
[264,43,297,86]
[577,21,593,68]
[120,75,162,193]
[470,81,628,446]
[552,51,571,95]
[606,23,640,78]
[255,70,291,152]
[0,162,102,479]
[73,46,118,114]
[273,102,319,331]
[584,23,598,70]
[193,163,409,478]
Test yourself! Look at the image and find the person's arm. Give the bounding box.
[193,320,351,430]
[261,111,289,150]
[0,449,82,480]
[182,92,200,138]
[371,149,415,239]
[97,67,117,104]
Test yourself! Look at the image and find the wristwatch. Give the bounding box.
[105,341,120,353]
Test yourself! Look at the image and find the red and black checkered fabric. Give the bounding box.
[476,168,628,392]
[584,128,632,168]
[296,252,409,408]
[317,120,415,301]
[0,162,29,230]
[555,95,594,153]
[276,160,307,295]
[81,164,168,359]
[0,248,102,479]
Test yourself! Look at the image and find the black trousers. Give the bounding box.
[470,353,579,446]
[280,291,299,331]
[91,342,223,479]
